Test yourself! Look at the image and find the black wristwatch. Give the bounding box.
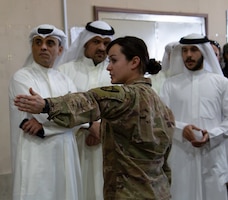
[42,99,50,113]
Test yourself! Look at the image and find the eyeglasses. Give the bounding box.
[209,40,221,50]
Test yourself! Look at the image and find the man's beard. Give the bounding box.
[187,56,203,71]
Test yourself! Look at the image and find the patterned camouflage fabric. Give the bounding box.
[47,77,175,200]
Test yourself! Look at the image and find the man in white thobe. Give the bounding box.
[160,33,228,200]
[58,20,115,200]
[9,24,83,200]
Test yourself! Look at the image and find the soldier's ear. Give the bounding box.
[131,56,140,70]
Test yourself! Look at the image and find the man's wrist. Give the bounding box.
[41,99,50,113]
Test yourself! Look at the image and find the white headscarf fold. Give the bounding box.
[161,41,179,71]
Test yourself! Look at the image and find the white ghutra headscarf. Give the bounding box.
[162,33,223,77]
[23,24,67,68]
[59,20,115,65]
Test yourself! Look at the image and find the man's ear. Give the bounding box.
[58,46,64,56]
[131,56,140,70]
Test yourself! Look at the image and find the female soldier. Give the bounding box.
[15,36,174,200]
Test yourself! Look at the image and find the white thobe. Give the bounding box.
[160,68,228,200]
[59,56,111,200]
[9,62,83,200]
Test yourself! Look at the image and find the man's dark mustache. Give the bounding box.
[186,58,195,62]
[96,50,105,54]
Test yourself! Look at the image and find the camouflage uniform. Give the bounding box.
[47,77,175,200]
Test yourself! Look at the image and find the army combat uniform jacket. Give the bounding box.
[46,77,175,200]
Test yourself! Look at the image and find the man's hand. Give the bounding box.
[14,88,45,114]
[20,118,43,136]
[183,124,200,142]
[191,129,209,147]
[85,121,101,146]
[183,125,209,148]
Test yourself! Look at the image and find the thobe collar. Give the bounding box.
[32,61,55,73]
[183,67,207,78]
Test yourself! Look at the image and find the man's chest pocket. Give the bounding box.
[200,97,220,119]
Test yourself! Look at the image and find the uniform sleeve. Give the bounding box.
[47,86,130,128]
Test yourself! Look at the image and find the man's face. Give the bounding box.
[182,45,203,71]
[84,36,111,65]
[32,36,63,68]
